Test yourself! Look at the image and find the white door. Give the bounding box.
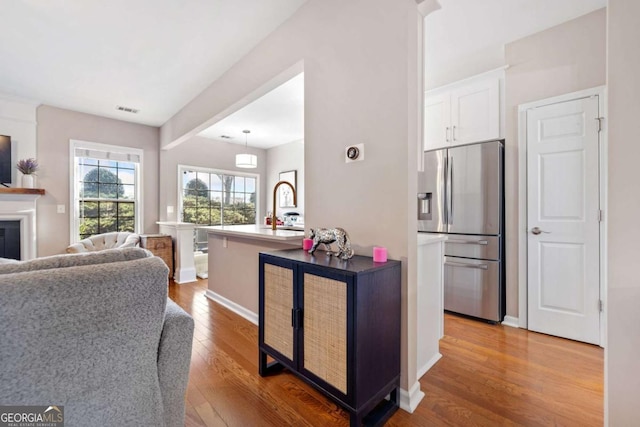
[527,96,600,345]
[424,92,450,150]
[450,78,499,145]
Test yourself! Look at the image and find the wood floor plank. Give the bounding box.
[169,279,604,426]
[185,400,209,427]
[193,401,227,427]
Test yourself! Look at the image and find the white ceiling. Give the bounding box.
[198,73,304,149]
[0,0,607,145]
[0,0,307,126]
[425,0,607,87]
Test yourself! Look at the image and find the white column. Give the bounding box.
[157,221,197,284]
[400,1,443,413]
[401,233,446,413]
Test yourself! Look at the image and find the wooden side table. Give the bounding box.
[140,234,174,275]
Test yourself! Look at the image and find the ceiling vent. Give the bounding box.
[116,105,140,114]
[220,135,233,139]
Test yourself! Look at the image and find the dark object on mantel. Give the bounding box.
[0,135,11,185]
[0,188,45,195]
[258,248,401,426]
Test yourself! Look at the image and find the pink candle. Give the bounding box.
[302,238,314,251]
[373,246,387,263]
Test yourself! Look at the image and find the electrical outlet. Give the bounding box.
[57,204,65,214]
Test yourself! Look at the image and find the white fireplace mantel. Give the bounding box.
[0,188,44,260]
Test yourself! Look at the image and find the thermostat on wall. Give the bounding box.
[345,143,364,163]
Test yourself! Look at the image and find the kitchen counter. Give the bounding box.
[204,224,304,324]
[202,224,305,242]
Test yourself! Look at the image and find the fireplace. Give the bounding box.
[0,189,43,260]
[0,221,21,260]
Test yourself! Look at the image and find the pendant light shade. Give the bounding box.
[235,153,257,168]
[236,130,257,168]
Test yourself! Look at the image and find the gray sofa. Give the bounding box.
[0,248,194,427]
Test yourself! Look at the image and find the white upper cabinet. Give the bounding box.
[424,71,503,151]
[424,92,451,150]
[451,79,499,144]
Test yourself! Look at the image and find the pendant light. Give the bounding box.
[235,129,257,168]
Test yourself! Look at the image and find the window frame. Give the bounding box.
[177,164,259,226]
[69,139,144,244]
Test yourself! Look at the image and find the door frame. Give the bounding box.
[517,86,607,347]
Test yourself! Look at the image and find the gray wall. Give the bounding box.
[160,0,420,391]
[607,0,640,422]
[158,135,267,223]
[36,105,159,256]
[504,8,606,318]
[266,140,304,219]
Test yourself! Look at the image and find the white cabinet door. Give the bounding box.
[424,92,450,151]
[450,79,499,145]
[424,76,500,152]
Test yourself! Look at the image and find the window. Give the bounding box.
[71,141,142,242]
[179,166,257,226]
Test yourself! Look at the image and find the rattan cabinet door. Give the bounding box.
[301,272,348,394]
[263,263,295,361]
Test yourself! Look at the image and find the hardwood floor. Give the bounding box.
[169,279,603,426]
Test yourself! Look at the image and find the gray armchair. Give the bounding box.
[66,231,140,253]
[0,248,194,427]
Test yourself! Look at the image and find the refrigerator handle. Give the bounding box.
[442,155,448,225]
[447,240,489,245]
[444,261,488,270]
[448,155,454,225]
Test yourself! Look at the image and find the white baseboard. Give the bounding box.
[399,381,425,414]
[174,267,197,284]
[205,290,258,325]
[502,315,519,328]
[417,352,442,380]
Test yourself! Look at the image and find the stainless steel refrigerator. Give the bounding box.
[418,140,505,322]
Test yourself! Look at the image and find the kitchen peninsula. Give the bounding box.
[203,224,305,323]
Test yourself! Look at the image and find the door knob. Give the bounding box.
[531,227,550,235]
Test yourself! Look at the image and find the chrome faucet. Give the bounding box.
[272,180,297,231]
